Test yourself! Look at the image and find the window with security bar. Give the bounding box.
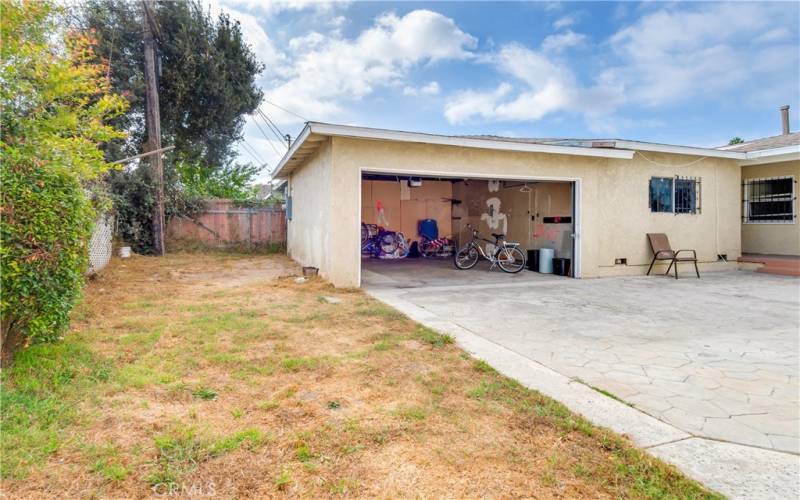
[649,176,701,214]
[743,176,796,223]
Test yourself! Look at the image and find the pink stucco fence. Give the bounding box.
[166,199,286,249]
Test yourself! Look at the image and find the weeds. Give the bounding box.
[1,253,721,499]
[415,325,454,347]
[192,387,218,400]
[274,469,291,491]
[209,428,268,456]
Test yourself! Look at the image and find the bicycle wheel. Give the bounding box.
[454,245,479,269]
[497,246,526,273]
[378,232,399,255]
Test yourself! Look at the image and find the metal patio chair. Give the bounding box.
[646,233,700,279]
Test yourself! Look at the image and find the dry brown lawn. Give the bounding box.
[1,253,720,498]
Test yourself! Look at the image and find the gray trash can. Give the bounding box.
[538,248,554,273]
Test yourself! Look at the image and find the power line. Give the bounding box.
[258,108,284,137]
[258,109,289,146]
[240,138,265,165]
[249,116,284,158]
[263,99,308,122]
[254,109,285,145]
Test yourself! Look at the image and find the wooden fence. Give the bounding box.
[166,199,286,249]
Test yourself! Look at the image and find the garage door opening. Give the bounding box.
[359,172,578,287]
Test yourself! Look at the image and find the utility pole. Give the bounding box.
[142,0,165,256]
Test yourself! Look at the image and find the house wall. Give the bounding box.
[287,139,333,279]
[741,160,800,256]
[289,136,741,287]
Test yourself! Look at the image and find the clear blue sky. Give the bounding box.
[210,1,800,177]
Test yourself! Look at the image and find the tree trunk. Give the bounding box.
[1,319,28,365]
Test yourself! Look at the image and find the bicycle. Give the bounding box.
[361,222,407,258]
[453,224,526,273]
[417,218,454,258]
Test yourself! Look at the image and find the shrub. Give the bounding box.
[1,161,95,351]
[107,164,202,255]
[0,0,127,360]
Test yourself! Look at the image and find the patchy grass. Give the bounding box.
[575,377,634,407]
[0,253,721,498]
[414,325,454,347]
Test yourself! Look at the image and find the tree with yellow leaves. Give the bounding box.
[1,0,128,361]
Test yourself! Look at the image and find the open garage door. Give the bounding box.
[359,172,579,288]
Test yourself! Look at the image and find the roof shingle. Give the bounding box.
[722,132,800,152]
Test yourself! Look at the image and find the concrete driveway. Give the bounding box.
[363,260,800,498]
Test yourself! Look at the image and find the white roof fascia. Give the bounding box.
[739,145,800,166]
[610,140,746,159]
[271,123,312,178]
[309,122,634,159]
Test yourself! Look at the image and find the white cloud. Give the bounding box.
[444,2,798,129]
[553,15,575,30]
[444,44,581,124]
[541,30,587,53]
[403,81,441,96]
[264,9,477,123]
[444,43,619,125]
[445,83,512,124]
[607,3,794,106]
[544,2,562,13]
[754,27,792,44]
[288,31,326,52]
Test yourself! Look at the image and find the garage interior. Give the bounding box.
[360,173,576,286]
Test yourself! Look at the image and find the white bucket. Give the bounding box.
[118,246,132,258]
[538,248,555,273]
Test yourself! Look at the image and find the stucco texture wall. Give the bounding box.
[288,136,742,287]
[741,160,800,256]
[287,139,333,279]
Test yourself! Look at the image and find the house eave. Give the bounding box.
[272,122,635,179]
[609,140,747,160]
[738,145,800,166]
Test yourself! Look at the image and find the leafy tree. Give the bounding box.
[176,161,263,200]
[1,0,128,360]
[79,0,265,252]
[728,137,744,145]
[81,0,263,167]
[107,163,202,254]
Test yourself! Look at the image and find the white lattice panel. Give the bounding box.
[88,214,113,273]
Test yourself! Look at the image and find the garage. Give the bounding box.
[359,172,577,286]
[275,122,742,288]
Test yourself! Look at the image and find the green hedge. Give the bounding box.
[1,157,95,351]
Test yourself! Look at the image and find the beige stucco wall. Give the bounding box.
[290,136,742,287]
[286,139,333,279]
[741,160,800,256]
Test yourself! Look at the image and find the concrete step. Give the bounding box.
[756,266,800,277]
[738,255,800,276]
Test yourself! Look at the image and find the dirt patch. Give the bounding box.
[2,253,719,499]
